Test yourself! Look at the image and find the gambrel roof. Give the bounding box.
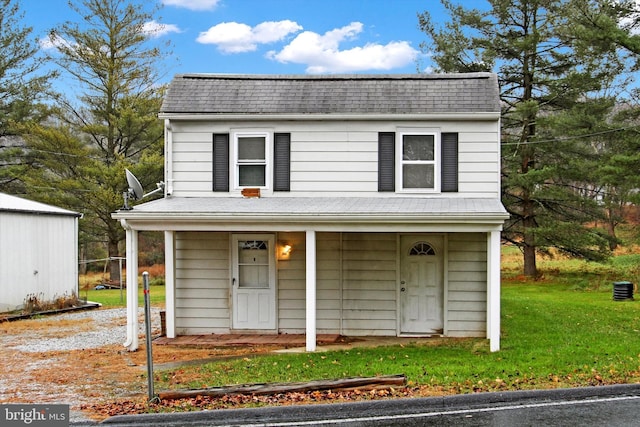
[160,73,500,115]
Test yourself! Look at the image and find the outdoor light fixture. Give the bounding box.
[279,243,292,260]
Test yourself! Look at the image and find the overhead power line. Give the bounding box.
[502,125,640,146]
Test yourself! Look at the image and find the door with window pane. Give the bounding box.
[232,234,276,330]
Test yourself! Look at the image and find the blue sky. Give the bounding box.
[23,0,465,83]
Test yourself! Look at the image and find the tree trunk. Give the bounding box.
[79,243,87,275]
[606,206,618,251]
[522,188,538,278]
[520,144,538,278]
[108,238,121,283]
[523,241,537,278]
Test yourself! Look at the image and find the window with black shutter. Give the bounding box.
[384,131,459,193]
[441,132,459,192]
[273,133,291,191]
[212,133,229,191]
[378,132,395,192]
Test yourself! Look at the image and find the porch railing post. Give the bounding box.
[306,230,317,352]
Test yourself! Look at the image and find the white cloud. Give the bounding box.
[163,0,220,11]
[142,20,181,38]
[252,21,302,44]
[196,20,302,53]
[619,0,640,34]
[40,21,179,52]
[267,22,418,73]
[39,33,76,51]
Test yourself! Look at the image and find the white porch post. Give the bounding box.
[164,230,176,338]
[123,225,139,351]
[487,230,501,352]
[306,230,317,352]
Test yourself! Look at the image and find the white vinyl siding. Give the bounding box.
[458,130,500,194]
[446,233,487,337]
[341,233,397,336]
[289,127,378,194]
[174,232,230,334]
[277,232,341,333]
[171,231,491,339]
[171,129,213,194]
[276,232,305,331]
[167,120,500,198]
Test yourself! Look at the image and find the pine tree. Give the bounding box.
[0,0,56,193]
[28,0,168,282]
[418,0,630,276]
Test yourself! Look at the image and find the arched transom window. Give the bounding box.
[409,242,436,256]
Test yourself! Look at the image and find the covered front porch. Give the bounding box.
[113,197,507,353]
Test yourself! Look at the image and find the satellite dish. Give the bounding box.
[122,169,165,210]
[126,169,144,200]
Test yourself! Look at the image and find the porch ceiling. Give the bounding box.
[113,196,509,232]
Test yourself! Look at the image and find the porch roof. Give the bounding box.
[113,196,508,231]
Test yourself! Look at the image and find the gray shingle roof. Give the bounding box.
[160,73,500,115]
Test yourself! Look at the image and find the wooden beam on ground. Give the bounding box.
[158,374,406,400]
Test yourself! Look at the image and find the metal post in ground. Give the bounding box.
[119,257,123,303]
[143,271,157,402]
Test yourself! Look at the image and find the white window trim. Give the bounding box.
[396,130,441,193]
[232,130,272,191]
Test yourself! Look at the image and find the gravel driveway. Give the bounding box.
[0,307,161,423]
[6,307,161,353]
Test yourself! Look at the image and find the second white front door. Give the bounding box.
[400,235,444,334]
[232,234,276,330]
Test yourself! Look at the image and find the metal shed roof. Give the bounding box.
[0,193,80,217]
[160,73,501,115]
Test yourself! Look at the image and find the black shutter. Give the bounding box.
[273,133,291,191]
[441,132,458,192]
[212,133,229,192]
[378,132,395,192]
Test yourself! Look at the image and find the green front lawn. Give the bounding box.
[81,284,166,308]
[156,277,639,394]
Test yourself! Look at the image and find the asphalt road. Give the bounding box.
[78,384,640,426]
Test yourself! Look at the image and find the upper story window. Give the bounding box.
[401,133,437,190]
[213,132,291,193]
[236,133,268,187]
[378,131,458,194]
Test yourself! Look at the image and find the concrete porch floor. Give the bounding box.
[154,334,348,348]
[154,334,445,353]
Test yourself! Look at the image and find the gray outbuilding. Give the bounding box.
[0,193,81,312]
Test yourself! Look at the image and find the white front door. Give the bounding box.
[400,235,443,334]
[232,234,276,330]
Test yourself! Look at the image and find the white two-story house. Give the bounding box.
[113,73,508,352]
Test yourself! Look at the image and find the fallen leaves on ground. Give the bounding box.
[0,309,280,422]
[81,385,453,419]
[2,309,637,422]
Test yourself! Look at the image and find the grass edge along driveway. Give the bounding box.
[153,281,640,396]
